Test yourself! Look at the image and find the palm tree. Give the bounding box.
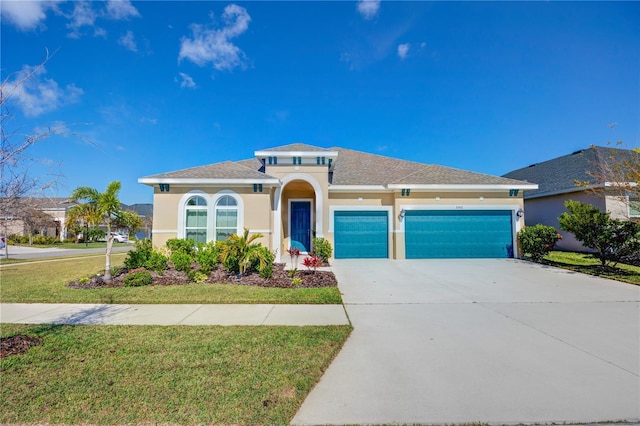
[65,202,101,245]
[219,228,269,275]
[69,181,122,281]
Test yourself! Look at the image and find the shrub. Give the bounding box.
[559,200,640,266]
[219,229,270,275]
[166,238,197,256]
[145,251,169,274]
[78,277,90,284]
[291,277,303,287]
[195,241,220,274]
[171,251,193,273]
[251,246,275,278]
[111,266,124,277]
[302,255,322,273]
[286,247,301,269]
[123,268,152,287]
[32,235,56,245]
[517,224,561,262]
[124,239,153,270]
[312,237,332,262]
[187,270,208,283]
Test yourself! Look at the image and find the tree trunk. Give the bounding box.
[104,223,113,282]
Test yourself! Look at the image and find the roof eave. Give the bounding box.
[255,150,339,159]
[329,185,389,192]
[138,178,280,186]
[386,184,539,191]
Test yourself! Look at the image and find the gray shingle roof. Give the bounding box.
[141,144,532,187]
[502,146,636,198]
[141,160,276,180]
[330,148,528,186]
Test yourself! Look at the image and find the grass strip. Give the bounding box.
[543,251,640,285]
[1,323,352,425]
[0,254,343,304]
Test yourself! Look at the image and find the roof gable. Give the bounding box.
[502,146,636,197]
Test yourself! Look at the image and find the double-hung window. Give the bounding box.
[215,195,238,241]
[185,196,207,243]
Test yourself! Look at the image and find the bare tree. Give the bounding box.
[576,136,640,221]
[1,52,91,257]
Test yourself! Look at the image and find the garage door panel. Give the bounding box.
[334,211,388,259]
[405,210,513,259]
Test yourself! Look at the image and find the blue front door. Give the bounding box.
[290,201,311,252]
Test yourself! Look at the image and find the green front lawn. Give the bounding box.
[0,254,343,304]
[1,323,352,425]
[543,251,640,285]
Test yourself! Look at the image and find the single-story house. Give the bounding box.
[139,143,537,261]
[503,146,639,251]
[1,197,72,241]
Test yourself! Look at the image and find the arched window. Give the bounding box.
[215,195,238,241]
[185,196,207,243]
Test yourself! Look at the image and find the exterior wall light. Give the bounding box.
[399,209,406,220]
[516,209,524,218]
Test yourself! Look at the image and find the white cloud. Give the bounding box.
[66,1,99,38]
[177,72,196,89]
[357,0,380,20]
[118,30,138,51]
[105,0,140,20]
[397,43,410,60]
[0,1,59,30]
[178,4,251,71]
[5,64,83,117]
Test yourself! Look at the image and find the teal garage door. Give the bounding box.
[405,210,513,258]
[334,211,388,258]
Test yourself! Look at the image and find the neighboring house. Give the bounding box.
[139,143,536,261]
[503,146,639,251]
[1,198,153,241]
[1,197,74,241]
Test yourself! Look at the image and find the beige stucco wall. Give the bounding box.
[151,186,272,249]
[147,169,527,260]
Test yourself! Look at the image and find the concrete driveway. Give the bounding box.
[292,259,640,425]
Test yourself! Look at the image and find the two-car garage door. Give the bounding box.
[333,209,514,259]
[405,210,514,258]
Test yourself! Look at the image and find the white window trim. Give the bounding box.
[212,190,244,242]
[177,190,210,240]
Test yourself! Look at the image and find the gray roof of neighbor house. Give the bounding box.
[502,146,637,198]
[140,143,534,188]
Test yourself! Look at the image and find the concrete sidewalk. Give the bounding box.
[0,303,350,326]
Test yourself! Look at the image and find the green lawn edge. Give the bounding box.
[1,323,353,425]
[540,251,640,285]
[1,253,343,304]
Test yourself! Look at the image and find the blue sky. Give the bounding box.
[2,0,638,205]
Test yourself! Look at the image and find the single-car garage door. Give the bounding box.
[405,210,513,258]
[334,210,388,258]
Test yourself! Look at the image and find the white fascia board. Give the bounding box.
[138,178,280,186]
[386,184,539,191]
[329,185,389,192]
[255,150,339,158]
[604,181,638,187]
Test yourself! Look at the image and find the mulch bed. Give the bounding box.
[67,263,337,289]
[1,335,43,358]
